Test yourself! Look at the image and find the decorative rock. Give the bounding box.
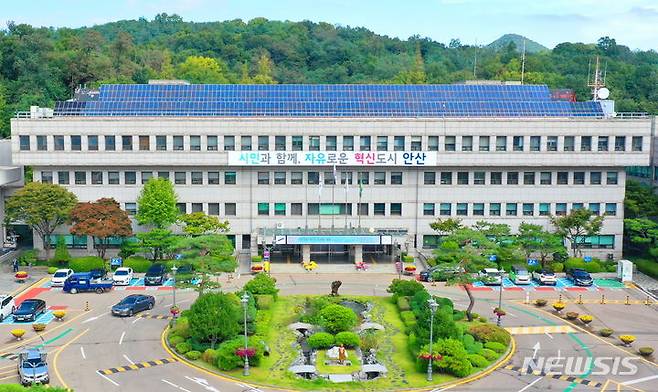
[326,346,340,359]
[328,374,353,383]
[358,322,385,333]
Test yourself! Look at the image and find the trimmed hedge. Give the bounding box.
[175,342,192,355]
[480,348,498,361]
[307,332,335,349]
[255,294,274,310]
[185,350,202,360]
[335,331,360,348]
[634,259,658,279]
[467,353,489,368]
[400,310,417,329]
[201,348,218,364]
[124,256,152,273]
[169,335,185,346]
[397,296,410,311]
[484,341,506,353]
[69,256,105,272]
[468,324,511,346]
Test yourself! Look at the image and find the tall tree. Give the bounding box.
[179,212,229,236]
[550,209,604,257]
[188,292,240,348]
[5,182,77,258]
[69,198,133,259]
[624,218,658,250]
[252,52,276,84]
[429,218,464,235]
[136,177,179,229]
[176,56,230,84]
[516,223,567,267]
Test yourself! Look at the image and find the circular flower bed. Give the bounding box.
[493,307,506,317]
[579,314,593,325]
[418,352,443,361]
[534,299,547,307]
[619,335,636,346]
[565,311,579,320]
[15,271,29,282]
[403,264,416,275]
[53,310,66,321]
[32,323,46,332]
[235,347,256,358]
[599,328,614,337]
[552,302,566,312]
[11,329,26,340]
[638,347,654,357]
[251,264,264,273]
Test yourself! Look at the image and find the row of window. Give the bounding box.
[422,234,616,249]
[38,169,620,187]
[19,134,645,153]
[422,202,617,217]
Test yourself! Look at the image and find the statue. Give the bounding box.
[331,280,342,296]
[338,344,347,364]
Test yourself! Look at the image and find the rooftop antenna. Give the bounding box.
[520,39,526,84]
[588,56,609,100]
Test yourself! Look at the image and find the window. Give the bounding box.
[258,203,269,215]
[324,171,335,185]
[224,136,235,151]
[139,135,150,151]
[71,135,82,151]
[57,171,69,185]
[309,136,320,151]
[241,136,252,151]
[513,136,524,151]
[190,135,201,151]
[590,172,602,185]
[274,203,286,216]
[190,203,202,213]
[158,171,169,180]
[606,171,618,185]
[445,136,456,151]
[358,171,369,185]
[177,203,187,214]
[208,172,220,185]
[581,136,592,151]
[41,171,53,184]
[461,136,473,151]
[589,203,600,215]
[556,203,567,216]
[394,136,405,151]
[391,172,402,185]
[88,171,100,185]
[614,136,625,152]
[207,136,218,151]
[598,136,609,151]
[507,172,518,185]
[490,172,502,185]
[574,172,585,185]
[326,136,337,151]
[479,136,490,151]
[54,135,65,151]
[540,172,552,185]
[440,203,451,216]
[424,172,436,185]
[342,136,354,151]
[360,136,371,151]
[88,135,98,151]
[547,136,558,151]
[108,172,119,185]
[411,136,422,151]
[473,203,485,216]
[291,172,303,185]
[539,203,550,216]
[274,171,286,185]
[155,135,166,151]
[496,136,507,151]
[292,136,303,151]
[175,172,186,185]
[374,203,385,215]
[208,203,220,215]
[456,203,468,216]
[574,235,615,249]
[530,136,541,151]
[474,171,485,185]
[523,203,534,216]
[191,171,203,185]
[258,136,269,151]
[258,172,270,185]
[141,171,152,184]
[564,136,575,151]
[374,172,386,185]
[428,136,439,151]
[557,172,568,184]
[172,136,184,151]
[225,171,236,184]
[122,135,133,151]
[523,172,535,185]
[632,136,643,152]
[358,203,369,216]
[125,203,137,215]
[605,203,617,216]
[423,203,435,216]
[487,203,501,216]
[456,172,469,185]
[37,135,47,151]
[104,135,115,151]
[225,203,236,215]
[340,171,353,185]
[390,203,402,216]
[506,203,517,216]
[291,203,303,215]
[572,203,584,210]
[308,171,319,185]
[377,136,388,151]
[275,136,286,151]
[19,135,30,151]
[440,172,452,185]
[75,171,87,185]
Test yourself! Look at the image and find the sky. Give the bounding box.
[2,0,658,50]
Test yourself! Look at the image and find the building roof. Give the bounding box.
[53,83,604,118]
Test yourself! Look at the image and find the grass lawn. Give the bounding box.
[315,350,361,374]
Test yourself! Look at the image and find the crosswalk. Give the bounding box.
[505,325,576,335]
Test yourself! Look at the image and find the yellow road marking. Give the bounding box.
[0,310,86,354]
[97,358,177,374]
[9,276,49,298]
[53,327,89,390]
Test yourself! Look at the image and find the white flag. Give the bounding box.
[333,164,337,184]
[318,174,324,197]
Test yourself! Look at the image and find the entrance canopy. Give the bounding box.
[258,227,405,246]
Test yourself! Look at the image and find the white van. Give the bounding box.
[0,295,16,321]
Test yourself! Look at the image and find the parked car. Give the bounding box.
[112,267,134,286]
[17,348,49,386]
[419,264,463,282]
[566,268,593,286]
[144,263,167,286]
[63,272,114,294]
[174,264,196,283]
[13,299,47,322]
[0,295,16,322]
[89,268,108,280]
[532,268,557,285]
[50,269,74,287]
[477,268,503,285]
[509,265,531,285]
[111,294,155,317]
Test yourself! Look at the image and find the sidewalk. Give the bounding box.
[632,270,658,298]
[263,262,399,274]
[0,253,49,295]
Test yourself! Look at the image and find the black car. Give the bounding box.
[13,299,47,322]
[144,263,167,286]
[566,268,593,286]
[89,268,107,280]
[111,294,155,317]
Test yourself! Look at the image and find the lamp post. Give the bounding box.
[427,298,438,382]
[170,264,178,325]
[241,292,250,376]
[496,270,504,327]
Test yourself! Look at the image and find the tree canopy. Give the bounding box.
[550,209,604,257]
[136,177,179,228]
[69,198,133,259]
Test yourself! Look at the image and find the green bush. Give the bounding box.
[251,255,263,262]
[551,262,564,273]
[452,310,465,321]
[255,294,274,310]
[599,328,614,337]
[467,353,489,368]
[216,338,246,371]
[400,310,417,329]
[484,341,506,353]
[69,256,105,272]
[638,347,654,356]
[387,279,425,297]
[402,255,414,263]
[47,267,58,274]
[318,304,357,334]
[634,259,658,279]
[360,331,383,351]
[51,236,72,266]
[565,257,604,273]
[462,334,482,354]
[18,249,39,266]
[430,339,473,377]
[171,316,190,339]
[175,342,192,355]
[185,350,202,360]
[468,324,511,345]
[480,348,498,361]
[243,273,279,299]
[307,332,335,349]
[169,335,185,346]
[397,296,410,311]
[124,256,152,273]
[335,331,360,348]
[201,348,218,364]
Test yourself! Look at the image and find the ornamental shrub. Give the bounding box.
[551,262,564,273]
[201,348,218,364]
[318,304,357,334]
[467,353,489,368]
[430,338,473,377]
[307,332,335,349]
[51,236,71,266]
[468,324,511,345]
[47,267,58,274]
[484,341,506,353]
[599,328,614,337]
[124,256,152,273]
[216,337,263,370]
[462,334,482,354]
[170,316,190,339]
[255,294,274,310]
[360,331,383,351]
[175,342,192,355]
[387,279,425,298]
[452,310,466,321]
[400,310,417,329]
[335,332,360,348]
[169,335,185,346]
[402,255,414,263]
[251,255,263,263]
[243,273,279,300]
[480,348,498,361]
[638,347,654,356]
[185,350,202,360]
[397,296,411,311]
[69,256,105,272]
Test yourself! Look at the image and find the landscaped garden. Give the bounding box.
[166,274,512,391]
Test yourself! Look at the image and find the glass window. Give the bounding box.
[391,172,402,185]
[41,171,53,184]
[358,171,369,185]
[374,172,386,185]
[358,203,369,216]
[539,203,550,216]
[574,235,615,249]
[258,172,270,185]
[104,135,115,151]
[291,203,303,215]
[158,171,169,180]
[590,171,602,185]
[224,136,235,151]
[139,135,150,151]
[530,136,541,151]
[523,172,535,185]
[557,172,568,184]
[326,136,337,151]
[342,136,354,151]
[309,136,320,151]
[191,203,203,213]
[423,203,435,216]
[540,172,552,185]
[69,135,81,151]
[19,135,30,151]
[581,136,592,151]
[173,136,184,151]
[208,171,220,184]
[225,171,236,184]
[57,171,69,185]
[377,136,388,151]
[490,172,502,185]
[177,203,187,214]
[37,135,47,151]
[360,136,371,151]
[324,171,335,185]
[274,203,286,216]
[75,171,87,185]
[225,203,236,215]
[496,136,506,151]
[122,135,133,151]
[513,136,524,151]
[614,136,625,151]
[394,136,405,151]
[175,172,186,185]
[506,203,517,216]
[374,203,385,216]
[411,136,422,151]
[87,135,98,151]
[457,172,469,185]
[258,203,269,215]
[440,203,451,216]
[207,135,217,151]
[190,135,201,151]
[424,172,436,185]
[291,172,303,185]
[440,172,452,185]
[125,203,137,215]
[308,171,319,185]
[547,136,558,151]
[258,136,269,151]
[141,171,152,184]
[428,136,439,151]
[556,203,567,215]
[208,203,220,215]
[191,171,203,185]
[274,171,286,185]
[564,136,575,151]
[340,171,353,185]
[292,136,303,151]
[474,171,485,185]
[589,203,600,215]
[275,136,286,151]
[605,203,617,216]
[572,203,584,210]
[632,136,643,152]
[597,136,609,151]
[606,171,618,185]
[156,135,167,151]
[241,136,252,151]
[445,136,456,151]
[574,172,585,185]
[54,135,65,151]
[479,136,489,151]
[461,136,473,151]
[456,203,468,216]
[507,172,518,185]
[523,203,534,216]
[390,203,402,216]
[108,172,119,185]
[473,203,484,216]
[489,203,501,216]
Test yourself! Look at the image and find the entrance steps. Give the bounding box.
[266,263,399,274]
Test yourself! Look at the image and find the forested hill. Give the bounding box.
[1,13,657,137]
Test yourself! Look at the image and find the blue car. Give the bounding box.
[111,294,155,317]
[13,299,46,322]
[566,268,593,286]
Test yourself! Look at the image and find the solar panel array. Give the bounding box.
[54,84,604,118]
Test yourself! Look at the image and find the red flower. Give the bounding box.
[15,272,28,279]
[235,347,256,358]
[493,307,506,317]
[251,265,263,271]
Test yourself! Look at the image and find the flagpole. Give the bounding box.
[318,173,323,229]
[358,178,362,229]
[331,165,336,229]
[344,172,348,230]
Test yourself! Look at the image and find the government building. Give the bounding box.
[9,82,654,262]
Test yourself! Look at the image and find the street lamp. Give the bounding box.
[427,298,438,382]
[241,292,250,376]
[170,264,178,326]
[496,270,504,327]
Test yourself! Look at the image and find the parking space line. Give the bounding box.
[97,370,120,386]
[517,376,543,392]
[119,331,126,345]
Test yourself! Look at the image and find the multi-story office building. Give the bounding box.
[0,140,23,248]
[10,82,652,261]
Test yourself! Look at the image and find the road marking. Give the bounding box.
[517,377,543,392]
[119,331,126,345]
[505,325,576,335]
[0,374,19,381]
[185,376,221,392]
[0,352,18,361]
[544,332,553,339]
[139,313,173,320]
[80,346,86,359]
[132,316,142,324]
[503,364,603,387]
[123,354,135,365]
[82,314,104,324]
[98,357,178,375]
[97,370,119,386]
[621,374,658,386]
[53,328,90,389]
[162,379,192,392]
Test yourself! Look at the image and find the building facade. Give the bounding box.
[9,83,653,261]
[0,140,23,248]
